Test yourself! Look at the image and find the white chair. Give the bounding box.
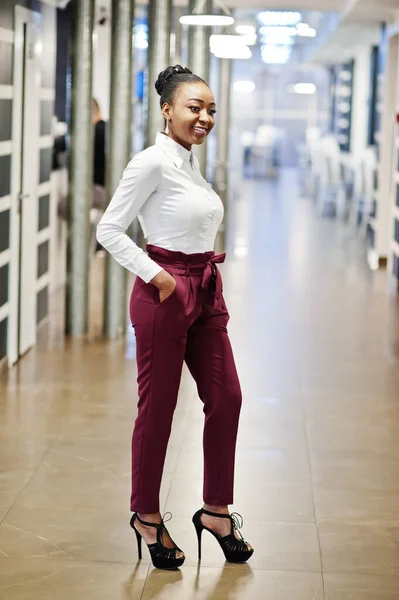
[349,147,377,232]
[317,136,346,218]
[298,127,322,198]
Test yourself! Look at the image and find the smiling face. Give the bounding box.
[161,81,217,151]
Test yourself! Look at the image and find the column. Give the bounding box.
[103,0,135,338]
[147,0,172,146]
[66,0,95,336]
[214,57,231,251]
[187,0,212,176]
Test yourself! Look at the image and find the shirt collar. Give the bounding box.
[155,132,194,169]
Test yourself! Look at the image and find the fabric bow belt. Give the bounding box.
[201,253,226,296]
[146,245,226,301]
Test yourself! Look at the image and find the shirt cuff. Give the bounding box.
[137,260,164,284]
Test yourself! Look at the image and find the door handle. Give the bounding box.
[17,192,30,214]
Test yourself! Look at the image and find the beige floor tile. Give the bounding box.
[310,450,399,491]
[0,506,149,564]
[59,413,136,441]
[0,471,33,509]
[0,557,148,599]
[0,439,49,471]
[303,392,399,421]
[238,420,307,449]
[318,520,399,575]
[323,573,399,600]
[0,508,9,522]
[235,447,311,484]
[162,517,321,572]
[141,566,324,600]
[241,393,304,421]
[305,415,399,452]
[314,487,399,521]
[14,462,171,513]
[165,475,315,522]
[300,363,399,396]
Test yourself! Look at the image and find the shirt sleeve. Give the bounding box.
[96,152,164,283]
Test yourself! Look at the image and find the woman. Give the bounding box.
[97,65,253,570]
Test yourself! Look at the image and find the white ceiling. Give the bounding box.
[171,0,344,8]
[341,0,399,22]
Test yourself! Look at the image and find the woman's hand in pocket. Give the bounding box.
[151,270,176,303]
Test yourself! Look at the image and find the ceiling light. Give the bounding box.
[289,83,316,94]
[238,33,257,46]
[261,35,294,45]
[234,80,255,93]
[258,11,301,26]
[235,25,256,35]
[259,26,297,37]
[261,45,291,64]
[180,0,234,26]
[180,14,234,25]
[210,34,248,49]
[296,23,316,37]
[213,45,252,59]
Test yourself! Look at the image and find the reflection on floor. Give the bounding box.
[1,170,399,599]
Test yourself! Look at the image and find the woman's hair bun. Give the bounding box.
[155,65,193,96]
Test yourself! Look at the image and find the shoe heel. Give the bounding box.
[194,523,203,560]
[134,527,142,560]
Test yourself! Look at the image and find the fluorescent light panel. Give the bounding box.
[261,45,291,64]
[235,25,256,34]
[296,23,316,37]
[180,14,234,26]
[234,80,255,93]
[213,46,252,59]
[210,34,248,48]
[261,35,295,45]
[259,25,297,36]
[289,83,316,94]
[258,11,301,26]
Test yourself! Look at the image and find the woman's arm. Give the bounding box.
[96,152,164,283]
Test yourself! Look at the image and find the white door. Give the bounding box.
[8,7,41,365]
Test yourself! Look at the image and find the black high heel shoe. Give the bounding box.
[192,508,254,563]
[130,512,185,570]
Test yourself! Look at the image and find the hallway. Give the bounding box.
[1,172,399,599]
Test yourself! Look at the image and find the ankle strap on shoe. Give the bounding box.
[135,511,173,528]
[201,509,231,519]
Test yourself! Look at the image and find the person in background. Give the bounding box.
[92,99,107,252]
[93,99,107,188]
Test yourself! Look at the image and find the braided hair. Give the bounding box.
[155,65,209,110]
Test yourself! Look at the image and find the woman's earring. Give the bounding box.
[165,120,169,134]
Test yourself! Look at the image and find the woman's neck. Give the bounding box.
[163,131,192,152]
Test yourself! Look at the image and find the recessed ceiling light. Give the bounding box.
[259,26,297,37]
[289,83,316,94]
[180,14,234,25]
[296,23,316,37]
[261,45,291,64]
[213,46,252,59]
[258,11,301,26]
[234,80,256,93]
[235,25,256,35]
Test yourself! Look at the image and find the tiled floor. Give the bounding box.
[1,171,399,599]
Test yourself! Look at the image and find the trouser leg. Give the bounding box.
[185,302,242,506]
[129,278,187,513]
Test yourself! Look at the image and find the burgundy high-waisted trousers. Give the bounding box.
[129,244,242,513]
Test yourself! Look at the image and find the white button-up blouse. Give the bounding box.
[96,132,224,283]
